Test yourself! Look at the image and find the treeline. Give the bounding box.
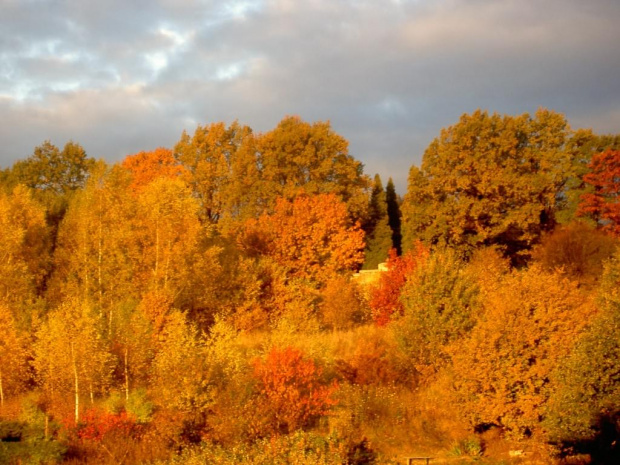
[0,110,619,464]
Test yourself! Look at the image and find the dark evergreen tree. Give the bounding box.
[362,175,393,269]
[386,177,402,254]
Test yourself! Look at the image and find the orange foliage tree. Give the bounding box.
[451,266,595,438]
[121,148,184,192]
[578,149,620,236]
[369,242,429,326]
[252,347,338,434]
[239,194,365,284]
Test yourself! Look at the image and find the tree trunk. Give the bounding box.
[124,347,130,401]
[71,342,80,423]
[0,367,4,410]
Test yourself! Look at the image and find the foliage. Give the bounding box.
[239,194,365,284]
[578,149,620,235]
[257,116,370,223]
[451,266,595,438]
[0,185,49,304]
[385,177,402,254]
[121,147,184,192]
[0,303,29,407]
[252,347,338,434]
[532,221,618,284]
[158,431,363,465]
[320,276,367,330]
[363,175,393,270]
[402,109,573,260]
[545,251,620,444]
[369,243,429,326]
[395,248,480,375]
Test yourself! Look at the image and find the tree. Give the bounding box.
[385,177,402,254]
[121,147,184,192]
[0,185,49,307]
[174,121,257,225]
[369,243,429,326]
[11,141,94,195]
[150,309,207,412]
[396,248,480,375]
[238,194,365,284]
[256,116,370,222]
[133,177,203,296]
[9,140,95,226]
[48,163,138,323]
[252,346,338,434]
[0,303,28,409]
[33,299,114,423]
[402,109,573,260]
[451,266,594,438]
[578,149,620,236]
[362,175,393,269]
[558,130,620,224]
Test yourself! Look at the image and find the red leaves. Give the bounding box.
[252,347,338,433]
[369,243,429,326]
[578,149,620,236]
[76,409,139,442]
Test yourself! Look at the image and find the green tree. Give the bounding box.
[545,250,620,444]
[362,175,393,269]
[395,248,479,375]
[401,109,573,260]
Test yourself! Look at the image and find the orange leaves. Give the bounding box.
[239,194,365,284]
[369,242,429,326]
[121,147,184,192]
[252,347,338,433]
[578,149,620,236]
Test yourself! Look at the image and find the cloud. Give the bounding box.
[1,0,619,193]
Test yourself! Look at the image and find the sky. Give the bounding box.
[1,0,620,193]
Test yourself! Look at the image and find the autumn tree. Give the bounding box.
[33,299,114,423]
[545,250,620,450]
[256,116,370,221]
[238,194,365,285]
[121,147,184,192]
[48,163,137,323]
[0,303,29,409]
[558,130,620,224]
[8,140,95,226]
[451,266,594,438]
[369,243,429,326]
[0,185,49,308]
[133,177,204,297]
[402,109,573,260]
[252,346,337,434]
[362,175,393,269]
[150,309,208,412]
[174,121,260,226]
[577,149,620,235]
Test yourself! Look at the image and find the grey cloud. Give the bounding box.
[1,0,619,193]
